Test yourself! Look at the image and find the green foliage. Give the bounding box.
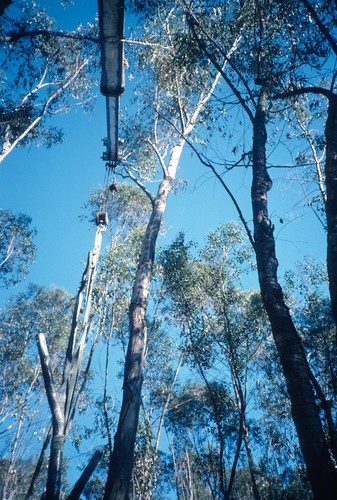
[132,418,157,498]
[2,2,337,497]
[0,209,37,288]
[159,232,198,317]
[0,284,72,396]
[0,457,47,500]
[0,285,73,498]
[87,184,152,350]
[0,0,98,158]
[284,257,337,404]
[82,183,152,235]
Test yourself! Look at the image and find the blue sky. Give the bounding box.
[0,0,327,307]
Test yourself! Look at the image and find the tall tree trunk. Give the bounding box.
[325,93,337,338]
[103,54,224,498]
[252,89,337,499]
[228,356,261,500]
[37,334,65,500]
[104,175,174,500]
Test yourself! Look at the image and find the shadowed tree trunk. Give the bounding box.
[185,1,337,495]
[325,93,337,339]
[252,89,337,499]
[0,0,12,16]
[67,448,105,500]
[103,175,174,500]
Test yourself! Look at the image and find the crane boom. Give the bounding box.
[102,96,120,163]
[97,0,125,165]
[97,0,125,97]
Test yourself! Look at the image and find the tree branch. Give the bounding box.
[121,166,155,205]
[184,3,255,122]
[0,58,89,163]
[36,333,64,433]
[275,86,333,100]
[147,138,168,177]
[3,30,99,44]
[300,0,337,56]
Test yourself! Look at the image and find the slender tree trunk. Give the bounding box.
[252,89,337,499]
[242,417,261,500]
[104,176,174,500]
[25,424,52,499]
[37,334,65,500]
[325,93,337,339]
[104,63,223,498]
[154,353,183,453]
[0,59,88,164]
[67,448,105,500]
[228,357,261,500]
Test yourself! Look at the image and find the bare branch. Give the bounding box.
[122,166,155,205]
[184,3,255,121]
[275,86,333,100]
[147,138,168,177]
[186,139,255,249]
[295,113,327,204]
[0,58,89,163]
[155,108,255,248]
[0,235,15,269]
[154,353,183,453]
[3,30,99,44]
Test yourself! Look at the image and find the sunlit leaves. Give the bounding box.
[0,209,37,288]
[81,183,152,236]
[0,284,73,487]
[0,0,99,159]
[0,284,73,390]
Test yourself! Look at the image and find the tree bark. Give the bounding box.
[104,60,224,498]
[37,334,65,500]
[325,94,337,339]
[25,424,52,499]
[104,176,174,500]
[67,448,105,500]
[252,89,337,499]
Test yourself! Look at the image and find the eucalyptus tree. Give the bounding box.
[159,225,321,498]
[0,285,73,500]
[283,258,337,455]
[182,0,337,495]
[85,191,185,498]
[36,222,107,500]
[0,0,98,163]
[0,209,36,288]
[102,3,240,496]
[159,225,266,499]
[31,183,153,500]
[130,307,184,499]
[72,183,183,500]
